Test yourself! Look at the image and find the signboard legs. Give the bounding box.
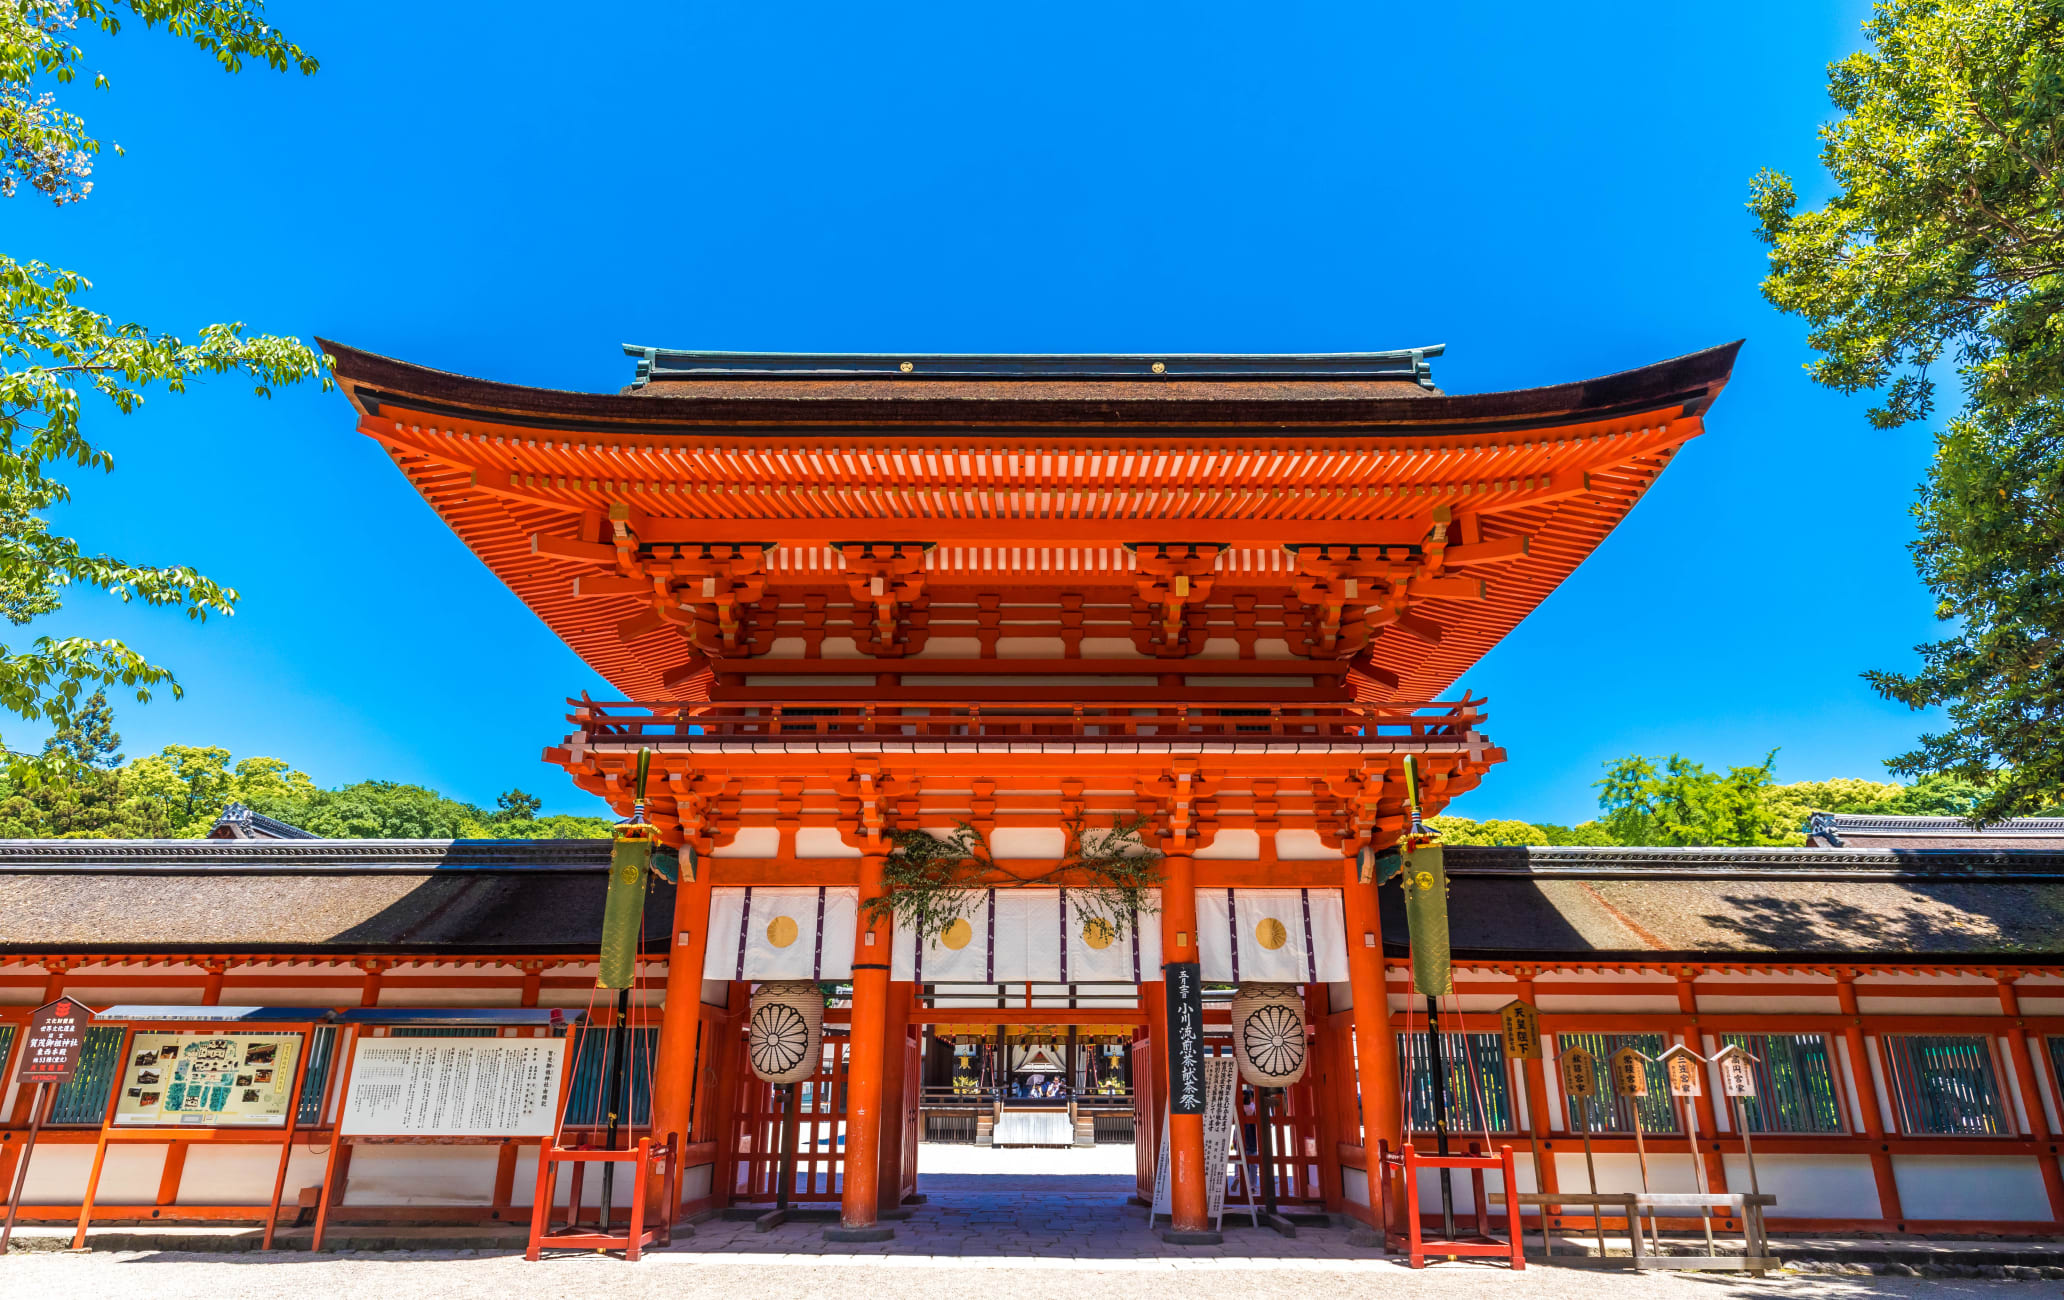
[0,1082,48,1255]
[1577,1100,1607,1261]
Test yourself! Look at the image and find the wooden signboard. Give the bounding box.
[1717,1048,1757,1098]
[1559,1047,1597,1098]
[114,1032,302,1127]
[1664,1051,1702,1097]
[1499,1000,1540,1061]
[3,999,94,1252]
[1610,1046,1649,1097]
[19,999,91,1081]
[1164,962,1206,1115]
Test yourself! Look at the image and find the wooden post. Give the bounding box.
[260,1023,321,1249]
[1997,976,2064,1227]
[649,875,713,1216]
[0,1082,48,1254]
[1339,860,1401,1226]
[311,1027,363,1253]
[1159,846,1210,1235]
[1836,972,1904,1226]
[837,852,892,1233]
[71,1024,136,1249]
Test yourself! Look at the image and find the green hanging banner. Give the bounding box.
[1400,838,1452,996]
[597,748,657,991]
[598,829,653,990]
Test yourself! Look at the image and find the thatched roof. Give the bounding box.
[0,839,2059,962]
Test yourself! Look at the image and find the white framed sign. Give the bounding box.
[339,1037,567,1137]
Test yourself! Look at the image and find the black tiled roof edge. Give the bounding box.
[0,839,2058,880]
[209,802,320,840]
[0,838,614,871]
[1807,812,2064,836]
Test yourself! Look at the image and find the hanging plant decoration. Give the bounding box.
[747,981,824,1085]
[865,815,1163,945]
[1231,983,1308,1087]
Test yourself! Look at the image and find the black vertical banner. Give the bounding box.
[1166,961,1206,1114]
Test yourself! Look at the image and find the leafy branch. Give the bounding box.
[863,814,1164,946]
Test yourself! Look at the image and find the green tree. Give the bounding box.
[1596,751,1794,847]
[1750,0,2064,822]
[0,2,325,768]
[492,789,543,824]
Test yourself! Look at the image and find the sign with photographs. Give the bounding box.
[20,999,92,1082]
[114,1033,303,1127]
[339,1037,567,1137]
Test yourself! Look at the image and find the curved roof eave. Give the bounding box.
[320,339,1742,434]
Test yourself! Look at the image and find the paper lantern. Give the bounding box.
[747,981,824,1085]
[1230,983,1308,1087]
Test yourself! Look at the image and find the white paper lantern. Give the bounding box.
[1230,982,1308,1087]
[748,981,825,1085]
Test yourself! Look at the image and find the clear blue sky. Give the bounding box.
[16,0,1930,825]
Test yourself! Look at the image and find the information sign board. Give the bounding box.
[114,1032,302,1127]
[19,999,91,1082]
[1609,1046,1649,1097]
[1717,1047,1757,1097]
[1559,1046,1597,1098]
[1664,1051,1703,1097]
[1165,961,1206,1115]
[1153,1055,1238,1219]
[339,1037,567,1137]
[1499,1000,1541,1061]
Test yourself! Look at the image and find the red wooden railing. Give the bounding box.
[566,697,1490,747]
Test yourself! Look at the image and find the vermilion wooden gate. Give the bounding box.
[732,1036,851,1202]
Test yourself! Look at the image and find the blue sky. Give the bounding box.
[15,0,1928,824]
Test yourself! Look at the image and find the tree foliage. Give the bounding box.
[0,2,324,770]
[0,714,614,840]
[1750,0,2064,821]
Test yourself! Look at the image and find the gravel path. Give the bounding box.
[2,1250,2043,1300]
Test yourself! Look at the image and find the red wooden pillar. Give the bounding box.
[838,853,893,1234]
[1304,983,1347,1212]
[1837,971,1904,1227]
[651,874,714,1213]
[1340,860,1402,1225]
[1997,976,2064,1225]
[1159,848,1211,1235]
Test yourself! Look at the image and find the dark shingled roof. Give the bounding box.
[1,839,2061,962]
[1806,812,2064,851]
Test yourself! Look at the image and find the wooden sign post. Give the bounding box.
[1609,1046,1659,1256]
[2,999,92,1253]
[1498,1001,1548,1256]
[1661,1044,1716,1254]
[1558,1045,1607,1260]
[1716,1044,1762,1196]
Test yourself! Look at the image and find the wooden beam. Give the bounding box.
[572,574,648,596]
[532,533,615,565]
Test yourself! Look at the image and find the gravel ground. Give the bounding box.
[2,1250,2049,1300]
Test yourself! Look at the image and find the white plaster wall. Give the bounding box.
[682,1163,715,1202]
[174,1143,329,1206]
[341,1147,500,1206]
[1722,1153,1879,1220]
[996,636,1067,657]
[1409,1153,1535,1213]
[1892,1155,2049,1221]
[990,828,1067,859]
[795,827,861,858]
[376,986,520,1008]
[1536,995,1682,1014]
[1272,830,1343,861]
[65,985,203,1007]
[1691,996,1839,1015]
[1551,1151,1702,1196]
[911,637,982,658]
[1194,829,1260,860]
[1342,1166,1369,1206]
[713,827,781,858]
[19,1142,166,1205]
